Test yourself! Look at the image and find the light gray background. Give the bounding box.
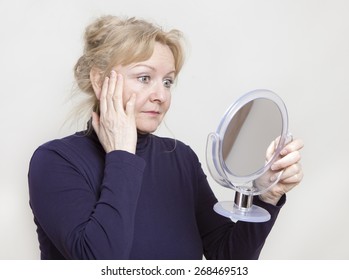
[1,0,348,259]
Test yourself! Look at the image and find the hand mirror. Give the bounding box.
[206,89,291,222]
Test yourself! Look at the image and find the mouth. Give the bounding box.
[142,111,161,115]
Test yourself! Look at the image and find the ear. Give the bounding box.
[90,67,103,99]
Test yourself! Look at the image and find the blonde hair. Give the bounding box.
[71,15,185,128]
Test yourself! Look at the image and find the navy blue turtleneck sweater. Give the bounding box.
[28,131,284,260]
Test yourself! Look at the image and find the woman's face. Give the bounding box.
[116,42,176,134]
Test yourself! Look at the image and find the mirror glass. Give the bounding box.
[222,98,283,177]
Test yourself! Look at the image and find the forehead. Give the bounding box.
[123,43,175,73]
[150,42,175,63]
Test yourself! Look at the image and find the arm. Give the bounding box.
[29,69,138,259]
[195,170,284,260]
[28,147,145,259]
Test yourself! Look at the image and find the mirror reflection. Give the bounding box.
[222,98,282,177]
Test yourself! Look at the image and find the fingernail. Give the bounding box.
[280,149,287,156]
[110,70,116,77]
[271,164,278,170]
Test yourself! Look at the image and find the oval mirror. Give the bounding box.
[206,89,291,222]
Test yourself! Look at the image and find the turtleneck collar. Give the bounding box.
[84,120,152,154]
[136,132,152,153]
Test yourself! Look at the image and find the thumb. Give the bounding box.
[91,112,100,134]
[265,140,275,162]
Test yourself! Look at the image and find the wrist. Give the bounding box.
[259,193,280,206]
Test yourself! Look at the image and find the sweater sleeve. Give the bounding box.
[195,162,285,260]
[28,146,146,260]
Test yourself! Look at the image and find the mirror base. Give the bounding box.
[214,201,271,223]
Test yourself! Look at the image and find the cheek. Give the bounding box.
[122,84,146,111]
[122,81,138,105]
[164,93,172,111]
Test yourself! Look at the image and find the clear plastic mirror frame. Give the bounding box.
[206,89,289,196]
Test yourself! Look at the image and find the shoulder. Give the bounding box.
[153,134,196,153]
[42,131,99,151]
[151,134,201,165]
[30,131,103,169]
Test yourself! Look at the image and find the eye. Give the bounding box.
[163,78,174,89]
[137,75,150,84]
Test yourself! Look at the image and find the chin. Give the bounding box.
[137,125,159,134]
[136,117,164,134]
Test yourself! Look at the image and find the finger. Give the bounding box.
[99,76,109,115]
[113,73,124,112]
[126,93,136,117]
[265,136,281,161]
[279,162,302,181]
[107,70,118,112]
[280,169,304,184]
[280,138,304,156]
[271,150,301,171]
[265,140,275,161]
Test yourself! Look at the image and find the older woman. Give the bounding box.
[28,15,303,260]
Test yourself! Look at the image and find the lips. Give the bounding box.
[142,110,160,115]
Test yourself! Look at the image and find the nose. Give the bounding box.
[150,82,168,103]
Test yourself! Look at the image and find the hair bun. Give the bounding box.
[83,15,121,52]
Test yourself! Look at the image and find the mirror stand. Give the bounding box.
[214,191,271,223]
[234,191,253,209]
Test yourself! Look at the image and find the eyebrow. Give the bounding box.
[131,64,176,76]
